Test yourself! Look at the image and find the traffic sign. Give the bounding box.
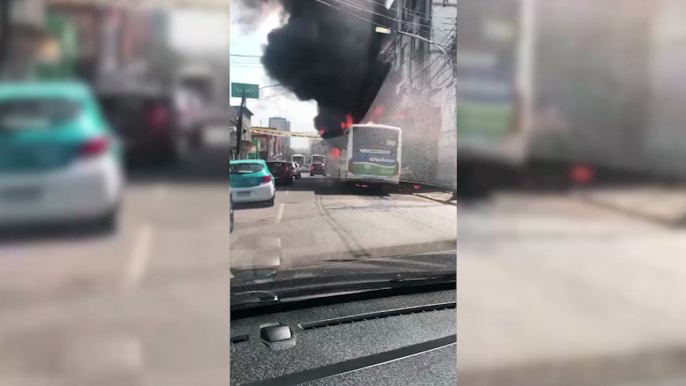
[231,83,259,99]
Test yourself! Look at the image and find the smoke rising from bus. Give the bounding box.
[237,0,394,139]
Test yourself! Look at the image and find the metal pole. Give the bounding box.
[0,0,12,78]
[235,89,246,159]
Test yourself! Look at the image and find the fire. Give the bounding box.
[330,148,341,159]
[319,127,326,136]
[340,114,353,131]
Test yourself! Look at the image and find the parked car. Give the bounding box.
[292,162,302,179]
[230,160,275,204]
[267,161,294,184]
[311,162,326,176]
[0,82,124,231]
[96,84,180,165]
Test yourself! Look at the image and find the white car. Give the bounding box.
[0,82,124,231]
[229,160,276,204]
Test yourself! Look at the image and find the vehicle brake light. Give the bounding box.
[78,137,108,158]
[147,105,169,131]
[322,165,325,170]
[262,175,272,183]
[284,167,290,172]
[311,166,315,170]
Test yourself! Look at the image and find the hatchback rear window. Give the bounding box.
[0,98,81,131]
[230,163,264,174]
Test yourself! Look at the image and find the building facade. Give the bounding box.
[384,0,457,188]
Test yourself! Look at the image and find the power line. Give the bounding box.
[332,0,454,41]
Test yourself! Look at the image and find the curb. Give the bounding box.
[574,193,685,227]
[413,193,457,206]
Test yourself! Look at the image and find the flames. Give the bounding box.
[340,114,353,131]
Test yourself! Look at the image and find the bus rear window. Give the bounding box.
[352,126,399,152]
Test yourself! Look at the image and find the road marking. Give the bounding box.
[122,224,154,291]
[275,203,285,223]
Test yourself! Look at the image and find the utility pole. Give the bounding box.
[0,0,12,79]
[235,89,246,159]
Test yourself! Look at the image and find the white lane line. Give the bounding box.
[275,203,286,223]
[122,224,154,291]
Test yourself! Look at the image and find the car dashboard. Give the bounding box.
[230,288,456,386]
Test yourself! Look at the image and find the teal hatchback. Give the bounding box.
[229,159,275,204]
[0,82,124,230]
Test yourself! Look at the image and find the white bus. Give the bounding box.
[291,154,305,170]
[332,124,402,187]
[311,154,326,165]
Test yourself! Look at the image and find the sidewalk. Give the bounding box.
[574,185,686,226]
[413,191,457,205]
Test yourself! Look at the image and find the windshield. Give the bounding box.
[0,98,81,130]
[229,1,457,289]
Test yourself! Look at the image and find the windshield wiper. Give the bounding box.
[231,291,280,310]
[230,272,455,313]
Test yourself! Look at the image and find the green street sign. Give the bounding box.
[231,83,260,99]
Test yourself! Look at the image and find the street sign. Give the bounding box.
[231,83,259,99]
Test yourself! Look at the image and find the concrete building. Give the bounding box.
[1,0,49,79]
[269,117,292,151]
[230,106,254,160]
[383,0,456,187]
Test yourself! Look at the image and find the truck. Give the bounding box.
[456,0,685,190]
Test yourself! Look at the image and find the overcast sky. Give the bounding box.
[170,7,317,149]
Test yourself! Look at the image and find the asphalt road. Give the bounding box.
[230,174,457,271]
[0,148,233,386]
[457,192,686,385]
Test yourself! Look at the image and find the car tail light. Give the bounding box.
[78,137,108,158]
[262,175,272,183]
[284,167,290,173]
[147,105,169,131]
[311,166,315,170]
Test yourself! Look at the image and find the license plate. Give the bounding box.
[237,191,251,197]
[1,187,43,202]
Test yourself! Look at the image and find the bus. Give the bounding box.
[291,154,305,170]
[332,124,402,187]
[311,154,326,165]
[292,154,305,164]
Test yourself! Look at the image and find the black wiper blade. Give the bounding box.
[231,272,455,311]
[231,291,280,310]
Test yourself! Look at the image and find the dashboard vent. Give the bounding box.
[231,334,250,344]
[299,302,456,331]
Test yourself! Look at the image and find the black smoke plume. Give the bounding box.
[241,0,394,140]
